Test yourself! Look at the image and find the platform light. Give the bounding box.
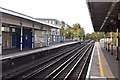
[100,24,104,30]
[104,20,106,23]
[108,11,111,15]
[105,17,108,20]
[110,19,114,23]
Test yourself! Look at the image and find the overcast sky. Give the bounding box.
[0,0,94,34]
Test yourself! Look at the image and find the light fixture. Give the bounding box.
[110,19,114,23]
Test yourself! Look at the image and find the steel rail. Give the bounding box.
[77,45,93,80]
[43,44,90,80]
[20,44,85,79]
[3,43,83,79]
[64,45,93,80]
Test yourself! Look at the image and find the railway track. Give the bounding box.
[2,42,84,79]
[2,41,94,80]
[42,43,93,80]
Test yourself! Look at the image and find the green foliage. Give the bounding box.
[85,32,104,39]
[60,22,85,40]
[60,21,65,36]
[64,23,85,39]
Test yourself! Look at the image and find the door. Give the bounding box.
[12,33,16,47]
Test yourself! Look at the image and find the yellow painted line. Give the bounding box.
[97,42,104,77]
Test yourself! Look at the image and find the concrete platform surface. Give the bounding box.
[86,42,119,80]
[0,41,80,60]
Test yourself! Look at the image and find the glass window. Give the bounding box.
[12,28,15,32]
[49,21,51,24]
[2,27,10,32]
[56,21,58,24]
[1,27,4,31]
[5,27,10,32]
[53,21,55,24]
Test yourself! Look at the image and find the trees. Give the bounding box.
[60,21,65,36]
[85,32,104,39]
[64,23,85,40]
[60,22,85,40]
[72,23,85,39]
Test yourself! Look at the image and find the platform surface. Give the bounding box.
[0,41,80,60]
[86,42,119,80]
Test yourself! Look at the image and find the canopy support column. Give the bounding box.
[32,23,35,49]
[20,22,23,51]
[0,12,2,54]
[116,28,119,60]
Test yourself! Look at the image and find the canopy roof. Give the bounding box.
[0,7,60,29]
[87,1,120,32]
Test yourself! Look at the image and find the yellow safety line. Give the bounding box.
[97,42,104,77]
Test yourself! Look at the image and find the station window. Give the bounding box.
[1,27,4,31]
[53,21,55,24]
[2,27,10,32]
[56,21,58,24]
[46,20,48,23]
[12,28,15,32]
[49,21,51,24]
[5,27,10,32]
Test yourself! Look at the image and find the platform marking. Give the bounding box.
[86,42,96,79]
[97,42,104,77]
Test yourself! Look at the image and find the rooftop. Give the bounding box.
[0,7,60,29]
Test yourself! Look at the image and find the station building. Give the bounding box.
[36,18,62,44]
[36,18,71,43]
[0,7,60,54]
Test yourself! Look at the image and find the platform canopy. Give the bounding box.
[0,7,60,29]
[87,1,120,32]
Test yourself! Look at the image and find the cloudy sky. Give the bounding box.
[0,0,94,34]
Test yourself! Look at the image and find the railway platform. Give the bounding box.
[86,42,119,80]
[0,41,80,60]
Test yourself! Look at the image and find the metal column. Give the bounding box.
[105,32,107,50]
[116,28,119,60]
[46,30,49,46]
[104,33,105,48]
[0,10,2,80]
[111,32,113,55]
[0,12,2,54]
[32,23,34,49]
[20,22,23,51]
[104,32,107,49]
[108,32,110,52]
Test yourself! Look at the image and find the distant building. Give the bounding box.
[64,23,71,29]
[36,18,71,42]
[36,18,62,43]
[36,18,61,27]
[36,18,70,30]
